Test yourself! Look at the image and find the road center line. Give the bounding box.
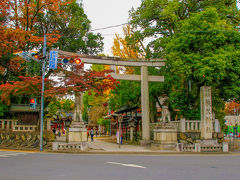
[107,161,146,169]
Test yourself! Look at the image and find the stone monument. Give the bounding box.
[200,86,213,140]
[67,92,87,142]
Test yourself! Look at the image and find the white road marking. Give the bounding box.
[0,152,30,158]
[107,161,146,169]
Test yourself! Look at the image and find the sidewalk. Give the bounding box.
[54,135,173,153]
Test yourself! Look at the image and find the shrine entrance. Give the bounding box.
[56,50,165,141]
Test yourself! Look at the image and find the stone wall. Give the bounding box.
[0,131,54,150]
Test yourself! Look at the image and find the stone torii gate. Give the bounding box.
[57,50,165,141]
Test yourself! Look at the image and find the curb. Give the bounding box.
[0,148,39,153]
[1,148,239,155]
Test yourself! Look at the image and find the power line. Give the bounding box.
[90,22,129,32]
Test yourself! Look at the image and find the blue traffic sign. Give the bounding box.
[49,50,58,69]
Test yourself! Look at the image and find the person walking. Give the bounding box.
[90,128,94,142]
[96,129,98,137]
[52,128,56,134]
[87,129,89,141]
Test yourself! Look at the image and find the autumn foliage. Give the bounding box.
[0,63,119,105]
[225,101,240,115]
[0,0,73,76]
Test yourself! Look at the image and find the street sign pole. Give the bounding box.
[40,33,46,152]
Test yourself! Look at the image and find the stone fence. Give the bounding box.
[0,119,51,132]
[171,119,201,132]
[0,131,54,150]
[12,125,37,132]
[151,118,220,133]
[0,119,18,130]
[52,142,89,151]
[176,142,228,152]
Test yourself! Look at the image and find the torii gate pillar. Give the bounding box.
[141,66,150,140]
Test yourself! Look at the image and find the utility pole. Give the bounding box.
[40,32,47,152]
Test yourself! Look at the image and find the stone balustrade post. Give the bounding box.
[195,143,201,152]
[130,126,134,141]
[6,121,9,130]
[223,142,228,152]
[52,142,59,151]
[180,118,186,132]
[176,143,183,152]
[191,122,194,130]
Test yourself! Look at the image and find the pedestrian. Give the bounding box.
[90,128,94,142]
[52,128,56,134]
[87,129,89,141]
[96,129,98,137]
[58,129,61,137]
[230,131,233,138]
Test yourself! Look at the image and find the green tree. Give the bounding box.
[52,1,103,55]
[0,100,8,117]
[109,80,141,110]
[47,98,74,118]
[166,7,240,121]
[128,0,240,122]
[129,0,239,58]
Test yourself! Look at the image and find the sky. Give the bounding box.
[82,0,141,56]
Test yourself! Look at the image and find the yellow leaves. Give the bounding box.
[88,105,107,125]
[111,25,139,59]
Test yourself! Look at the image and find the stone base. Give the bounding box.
[152,124,177,151]
[68,127,87,142]
[153,125,177,143]
[152,142,177,151]
[139,140,153,146]
[222,142,228,152]
[201,139,218,145]
[70,121,86,128]
[52,142,89,151]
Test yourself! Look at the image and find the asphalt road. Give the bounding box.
[0,151,240,180]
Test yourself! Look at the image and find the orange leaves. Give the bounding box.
[0,0,10,19]
[0,76,54,105]
[1,0,73,55]
[0,27,28,58]
[54,64,119,97]
[8,56,25,72]
[225,101,240,115]
[28,31,61,46]
[0,0,75,75]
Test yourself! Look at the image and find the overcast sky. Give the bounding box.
[82,0,141,56]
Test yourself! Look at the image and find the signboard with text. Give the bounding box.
[49,50,58,69]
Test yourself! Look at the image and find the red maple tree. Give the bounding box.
[0,63,119,105]
[0,0,73,78]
